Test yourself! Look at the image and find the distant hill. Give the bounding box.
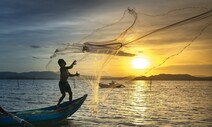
[0,71,59,80]
[0,72,212,80]
[134,74,212,81]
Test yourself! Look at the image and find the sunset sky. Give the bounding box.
[0,0,211,76]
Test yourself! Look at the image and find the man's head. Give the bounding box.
[58,59,66,67]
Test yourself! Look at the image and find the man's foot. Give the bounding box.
[69,98,72,102]
[56,105,61,110]
[70,101,78,106]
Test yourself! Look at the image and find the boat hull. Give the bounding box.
[0,94,87,126]
[99,83,125,88]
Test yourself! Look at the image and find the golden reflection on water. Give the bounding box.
[128,80,150,125]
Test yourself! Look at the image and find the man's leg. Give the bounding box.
[57,93,66,107]
[68,91,72,102]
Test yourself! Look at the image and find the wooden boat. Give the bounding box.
[99,81,125,88]
[0,94,87,126]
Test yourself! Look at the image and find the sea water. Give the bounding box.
[0,80,211,127]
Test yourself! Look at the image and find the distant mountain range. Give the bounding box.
[0,71,59,80]
[134,74,212,81]
[0,71,212,81]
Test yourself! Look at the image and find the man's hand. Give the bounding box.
[75,71,80,77]
[72,60,77,65]
[68,60,77,69]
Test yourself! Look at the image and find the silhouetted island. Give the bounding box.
[0,72,211,81]
[0,71,59,80]
[134,74,212,81]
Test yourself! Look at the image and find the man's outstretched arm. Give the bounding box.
[66,60,77,69]
[69,72,80,77]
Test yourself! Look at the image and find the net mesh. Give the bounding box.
[47,7,212,113]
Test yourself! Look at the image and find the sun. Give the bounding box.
[132,57,149,69]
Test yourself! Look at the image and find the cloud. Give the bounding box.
[0,0,115,47]
[30,45,41,49]
[117,51,136,57]
[32,56,49,59]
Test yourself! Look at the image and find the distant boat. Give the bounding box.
[0,94,87,127]
[99,81,125,88]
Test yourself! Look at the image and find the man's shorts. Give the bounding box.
[59,81,72,94]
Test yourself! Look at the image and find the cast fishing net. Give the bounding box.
[47,7,212,113]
